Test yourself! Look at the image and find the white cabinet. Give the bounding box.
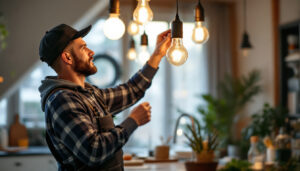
[0,155,57,171]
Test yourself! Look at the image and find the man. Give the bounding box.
[38,23,171,171]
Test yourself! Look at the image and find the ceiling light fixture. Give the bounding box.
[192,0,209,44]
[103,0,125,40]
[127,38,137,60]
[128,0,140,36]
[138,31,150,64]
[166,0,188,66]
[240,0,252,57]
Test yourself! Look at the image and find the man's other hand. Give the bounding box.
[129,102,151,126]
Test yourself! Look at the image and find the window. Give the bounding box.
[0,98,7,126]
[20,63,56,128]
[124,21,209,154]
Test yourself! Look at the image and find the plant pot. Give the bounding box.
[185,161,218,171]
[196,151,215,163]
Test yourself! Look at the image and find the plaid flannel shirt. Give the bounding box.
[42,64,157,168]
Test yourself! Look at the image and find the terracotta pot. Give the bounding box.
[196,151,215,163]
[185,161,218,171]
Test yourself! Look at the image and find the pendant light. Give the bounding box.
[128,0,140,36]
[192,0,209,44]
[127,38,137,60]
[103,0,125,40]
[128,21,140,36]
[138,32,150,64]
[133,0,153,25]
[166,0,188,66]
[240,0,252,57]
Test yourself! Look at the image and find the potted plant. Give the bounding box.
[219,159,252,171]
[197,70,261,157]
[240,103,288,159]
[184,117,218,171]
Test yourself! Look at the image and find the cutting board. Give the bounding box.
[144,157,178,163]
[9,114,28,147]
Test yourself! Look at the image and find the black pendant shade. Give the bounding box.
[171,14,183,38]
[241,32,252,49]
[141,32,148,46]
[129,38,135,48]
[240,0,252,50]
[194,0,204,22]
[109,0,120,14]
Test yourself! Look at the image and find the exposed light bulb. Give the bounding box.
[103,13,125,40]
[240,32,252,57]
[133,0,153,25]
[242,48,250,57]
[192,21,209,44]
[138,32,150,64]
[166,38,188,66]
[166,11,188,66]
[127,39,137,60]
[240,0,252,57]
[127,20,140,36]
[127,48,137,60]
[138,45,150,64]
[192,0,209,44]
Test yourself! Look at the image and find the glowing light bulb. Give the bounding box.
[192,21,209,44]
[240,32,252,57]
[242,48,250,57]
[103,13,125,40]
[138,45,150,64]
[166,38,188,66]
[127,48,137,60]
[133,0,153,25]
[128,21,140,36]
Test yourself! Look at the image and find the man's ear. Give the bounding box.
[61,52,73,65]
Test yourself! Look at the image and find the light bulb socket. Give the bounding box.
[240,31,252,49]
[109,0,120,14]
[171,14,183,38]
[195,0,205,21]
[141,32,148,45]
[129,38,135,48]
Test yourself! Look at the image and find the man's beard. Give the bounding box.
[72,52,97,77]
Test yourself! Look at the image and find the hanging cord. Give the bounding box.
[176,0,179,17]
[244,0,247,31]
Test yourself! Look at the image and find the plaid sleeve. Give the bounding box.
[47,90,136,166]
[97,63,158,114]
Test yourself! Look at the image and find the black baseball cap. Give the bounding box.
[39,24,92,66]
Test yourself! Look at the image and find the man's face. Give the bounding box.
[70,38,97,76]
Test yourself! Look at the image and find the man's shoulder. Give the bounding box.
[48,88,81,104]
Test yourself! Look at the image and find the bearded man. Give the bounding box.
[38,24,171,171]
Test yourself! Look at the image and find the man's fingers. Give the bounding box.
[157,29,171,42]
[159,29,171,37]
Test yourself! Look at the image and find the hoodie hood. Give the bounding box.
[39,76,81,112]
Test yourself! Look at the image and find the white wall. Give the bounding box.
[0,0,105,99]
[280,0,300,24]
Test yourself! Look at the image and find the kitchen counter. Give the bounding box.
[0,146,51,157]
[125,162,186,171]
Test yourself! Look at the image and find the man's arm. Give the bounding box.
[94,30,171,114]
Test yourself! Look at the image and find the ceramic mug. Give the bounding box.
[155,145,169,160]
